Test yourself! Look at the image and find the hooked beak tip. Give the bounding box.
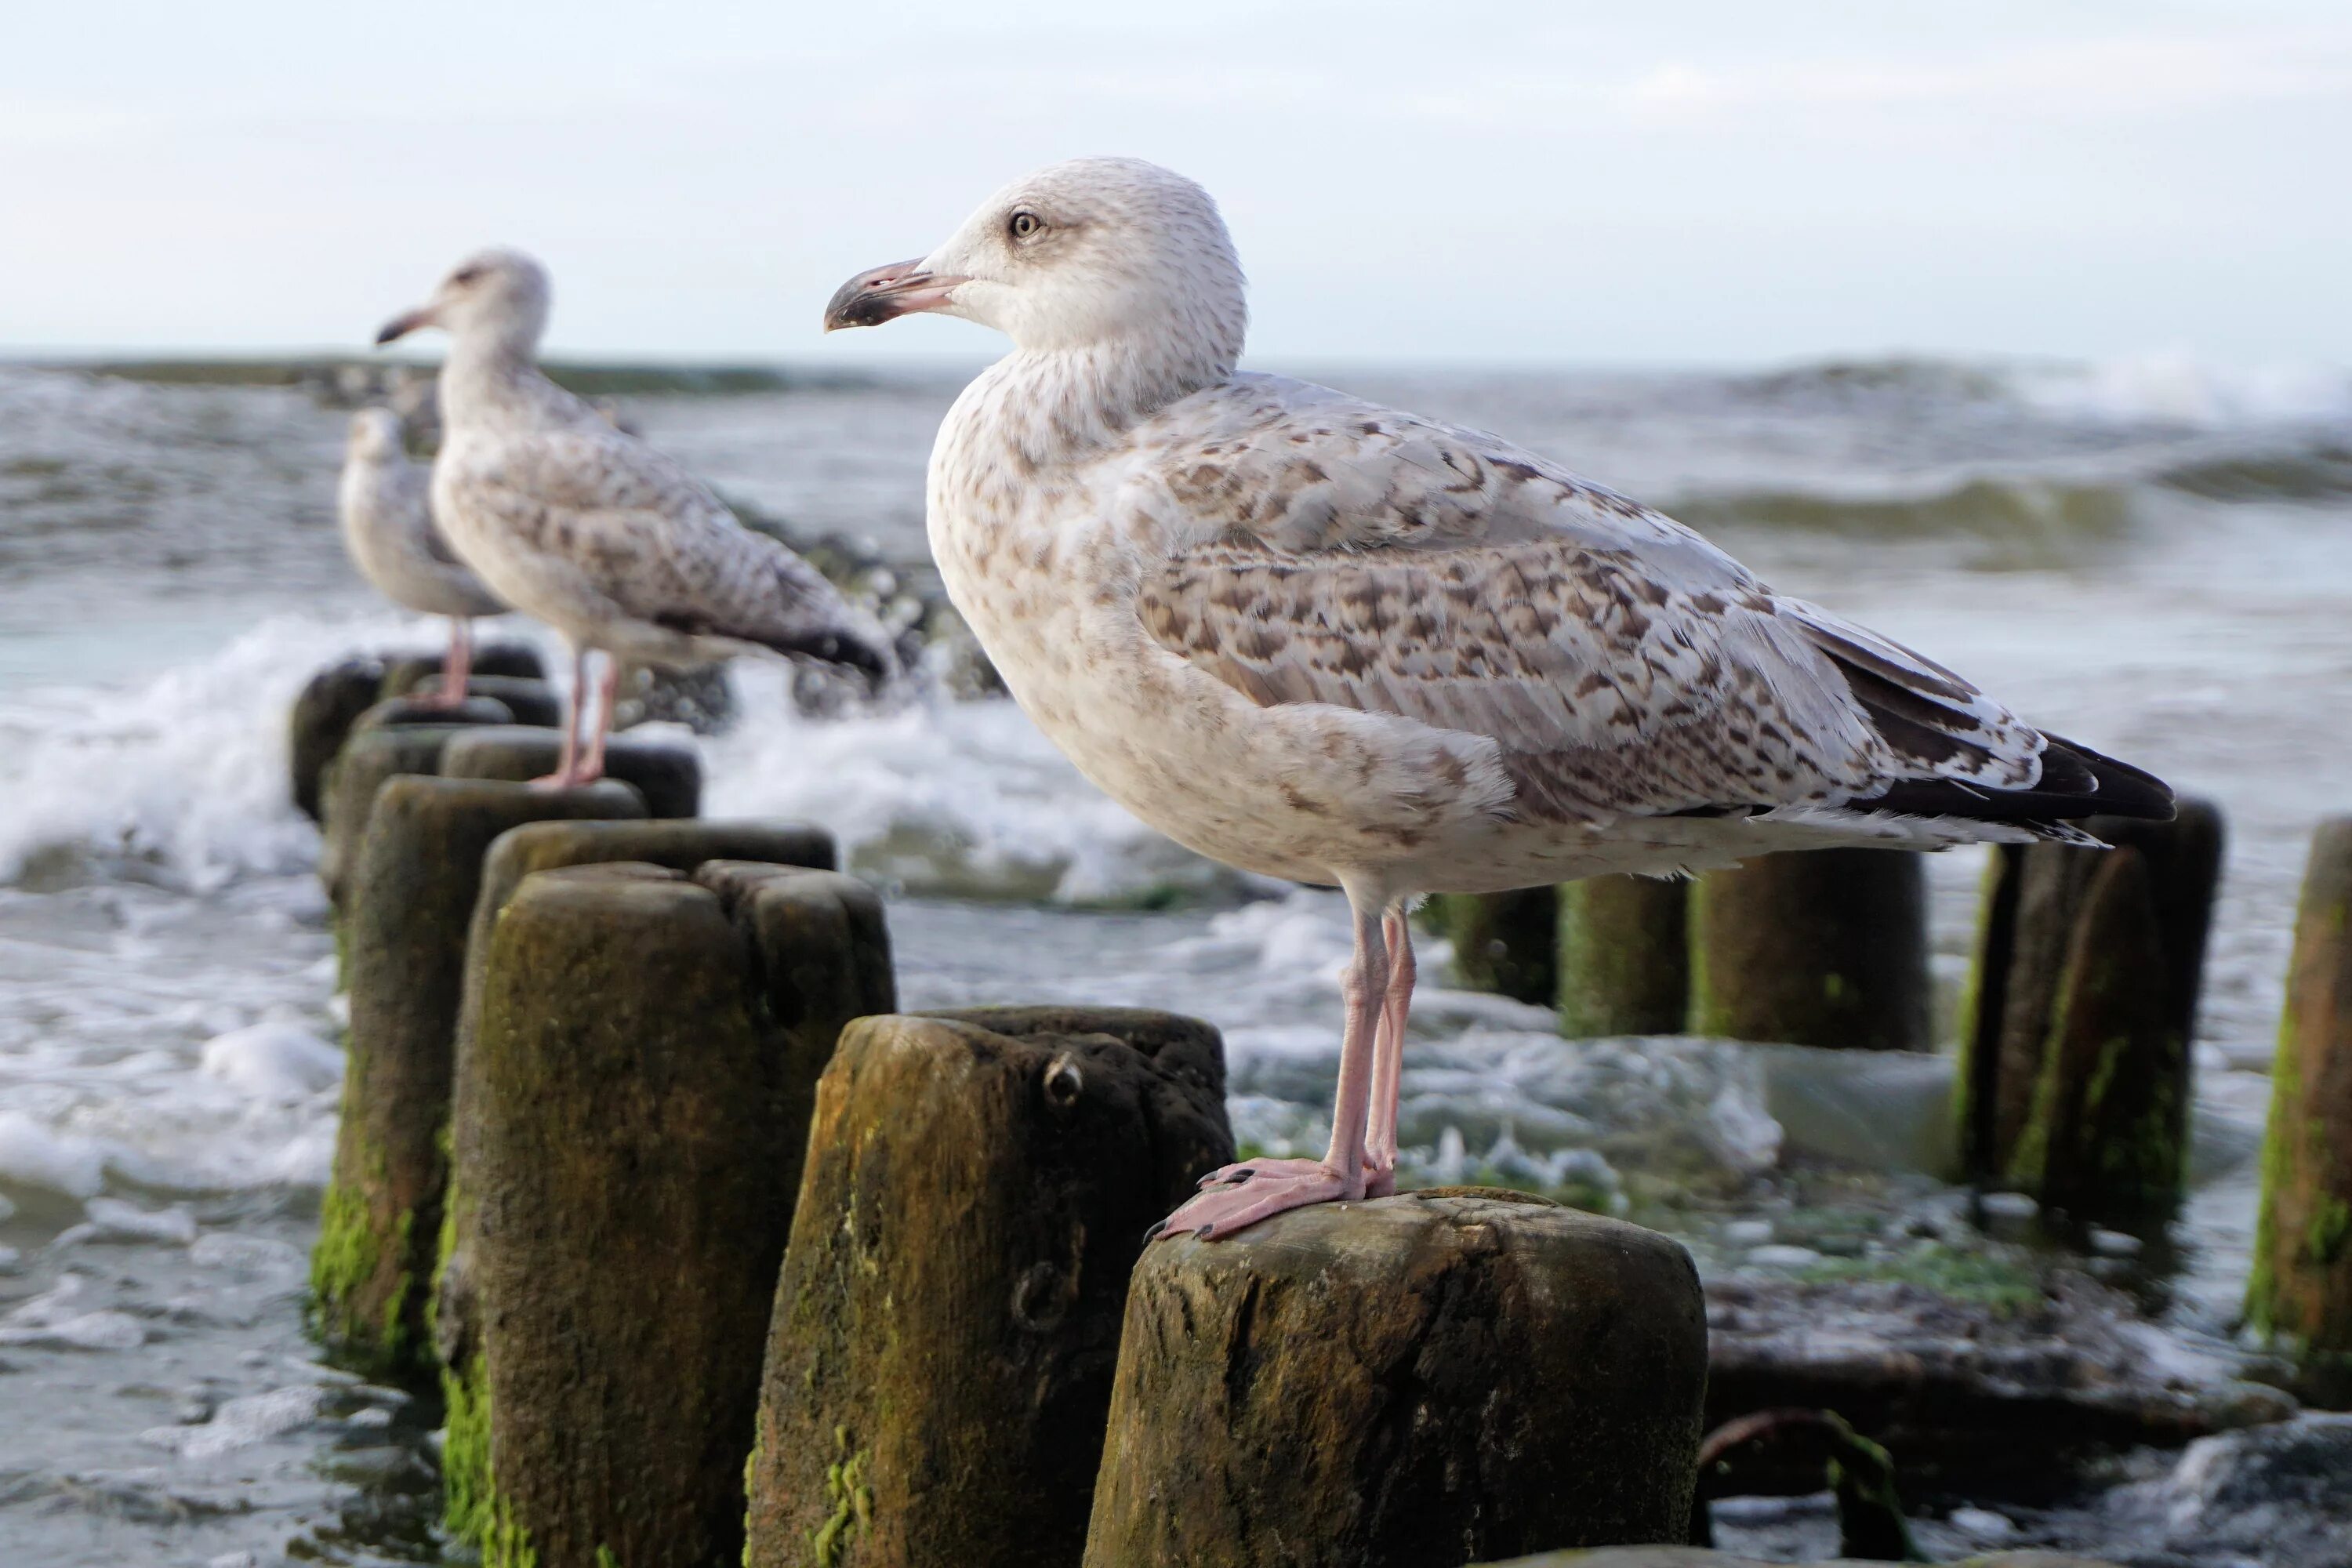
[373,309,428,347]
[822,260,961,332]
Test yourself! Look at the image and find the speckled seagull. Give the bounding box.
[377,249,894,786]
[337,408,508,707]
[825,158,2172,1241]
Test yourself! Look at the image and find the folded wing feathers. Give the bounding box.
[452,426,888,677]
[1133,377,2167,829]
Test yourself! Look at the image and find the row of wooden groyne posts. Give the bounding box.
[290,645,2352,1568]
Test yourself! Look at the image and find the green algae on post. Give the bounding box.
[1557,873,1689,1038]
[1689,849,1930,1052]
[2249,816,2352,1399]
[1084,1192,1708,1566]
[308,775,644,1380]
[742,1007,1232,1568]
[457,862,891,1568]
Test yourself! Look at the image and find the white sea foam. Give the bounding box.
[0,612,433,890]
[701,661,1219,903]
[199,1018,343,1102]
[2011,352,2352,428]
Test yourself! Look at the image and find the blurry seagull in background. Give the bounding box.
[336,407,506,706]
[826,156,2173,1242]
[376,249,895,786]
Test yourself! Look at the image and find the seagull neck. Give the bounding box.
[439,337,555,428]
[985,341,1225,466]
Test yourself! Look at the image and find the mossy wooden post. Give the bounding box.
[434,818,840,1374]
[1431,887,1559,1004]
[1955,800,2222,1210]
[1689,849,1929,1051]
[1083,1192,1708,1566]
[353,693,517,731]
[309,776,643,1380]
[291,657,386,822]
[441,724,702,820]
[743,1007,1234,1568]
[380,641,545,702]
[449,862,894,1568]
[319,724,466,913]
[2249,817,2352,1399]
[1558,873,1690,1037]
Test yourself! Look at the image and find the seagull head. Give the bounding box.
[376,248,552,355]
[825,158,1247,374]
[346,407,405,462]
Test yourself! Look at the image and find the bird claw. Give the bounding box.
[1149,1158,1358,1244]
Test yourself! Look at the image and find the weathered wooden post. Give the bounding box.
[743,1007,1233,1568]
[446,862,894,1568]
[379,661,563,729]
[319,724,466,911]
[434,818,841,1376]
[308,776,644,1378]
[290,657,386,822]
[353,692,519,731]
[1084,1191,1708,1566]
[2249,817,2352,1400]
[1428,888,1559,1003]
[1557,873,1690,1037]
[379,641,545,703]
[1955,800,2222,1214]
[1689,849,1930,1052]
[440,724,702,820]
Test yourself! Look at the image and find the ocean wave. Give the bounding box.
[1667,476,2136,550]
[702,662,1235,904]
[2158,441,2352,503]
[0,615,395,890]
[2006,353,2352,430]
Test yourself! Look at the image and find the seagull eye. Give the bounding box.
[1007,211,1044,241]
[452,266,484,286]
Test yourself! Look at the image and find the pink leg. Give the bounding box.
[572,655,619,784]
[416,618,473,710]
[1364,904,1415,1198]
[530,645,589,789]
[1150,881,1388,1243]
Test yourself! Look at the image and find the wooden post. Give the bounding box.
[446,862,894,1568]
[308,777,644,1379]
[379,641,545,702]
[1429,887,1559,1004]
[1558,873,1690,1038]
[354,693,518,731]
[744,1007,1233,1568]
[441,724,702,820]
[1689,850,1930,1052]
[2249,817,2352,1399]
[1083,1191,1708,1566]
[290,657,386,822]
[1955,801,2223,1213]
[434,818,842,1374]
[319,724,466,913]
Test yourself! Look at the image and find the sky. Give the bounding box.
[3,1,2347,367]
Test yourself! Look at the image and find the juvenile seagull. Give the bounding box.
[377,249,893,785]
[337,407,506,706]
[826,158,2171,1242]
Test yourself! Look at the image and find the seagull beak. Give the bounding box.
[373,307,434,347]
[822,260,965,332]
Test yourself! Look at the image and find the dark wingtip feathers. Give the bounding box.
[1866,731,2173,828]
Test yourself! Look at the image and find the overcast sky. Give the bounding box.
[4,2,2347,366]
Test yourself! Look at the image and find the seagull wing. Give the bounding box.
[1128,376,2165,827]
[446,426,889,673]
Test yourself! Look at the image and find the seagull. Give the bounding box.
[336,407,506,707]
[826,158,2174,1243]
[376,249,894,786]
